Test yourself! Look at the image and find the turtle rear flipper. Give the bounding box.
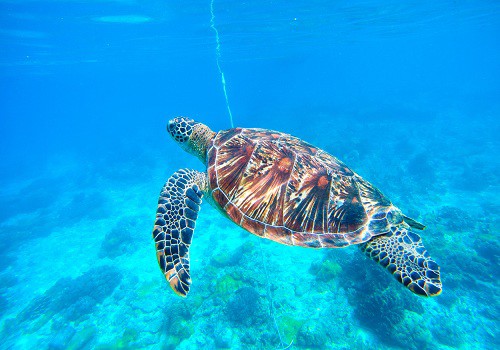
[361,228,442,297]
[153,169,207,297]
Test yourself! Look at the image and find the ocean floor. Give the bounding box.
[0,111,498,349]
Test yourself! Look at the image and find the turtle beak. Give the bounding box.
[167,120,175,133]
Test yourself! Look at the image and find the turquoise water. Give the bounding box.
[0,1,499,349]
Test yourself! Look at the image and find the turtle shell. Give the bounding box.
[207,128,396,248]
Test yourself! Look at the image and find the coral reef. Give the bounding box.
[340,252,425,347]
[14,265,122,331]
[214,274,243,301]
[309,258,342,282]
[435,206,475,232]
[392,311,432,349]
[278,315,305,344]
[430,314,465,348]
[64,191,111,223]
[226,286,264,326]
[66,325,98,350]
[98,217,140,259]
[406,152,436,185]
[297,319,328,348]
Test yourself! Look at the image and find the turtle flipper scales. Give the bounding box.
[361,227,442,297]
[152,169,207,297]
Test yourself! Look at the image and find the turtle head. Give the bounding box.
[167,116,215,164]
[167,117,199,143]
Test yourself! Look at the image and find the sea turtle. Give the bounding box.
[153,117,442,297]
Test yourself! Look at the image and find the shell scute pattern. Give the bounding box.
[284,151,330,233]
[207,128,395,248]
[232,140,294,226]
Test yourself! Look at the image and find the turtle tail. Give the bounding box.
[403,215,426,230]
[360,227,442,297]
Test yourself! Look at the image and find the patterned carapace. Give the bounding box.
[207,128,394,249]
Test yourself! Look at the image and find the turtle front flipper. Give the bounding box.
[153,169,207,297]
[361,227,442,297]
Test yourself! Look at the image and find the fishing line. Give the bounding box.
[210,0,234,128]
[209,2,291,348]
[258,238,294,349]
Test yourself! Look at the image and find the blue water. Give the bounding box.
[1,1,499,349]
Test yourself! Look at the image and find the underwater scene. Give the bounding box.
[0,0,499,349]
